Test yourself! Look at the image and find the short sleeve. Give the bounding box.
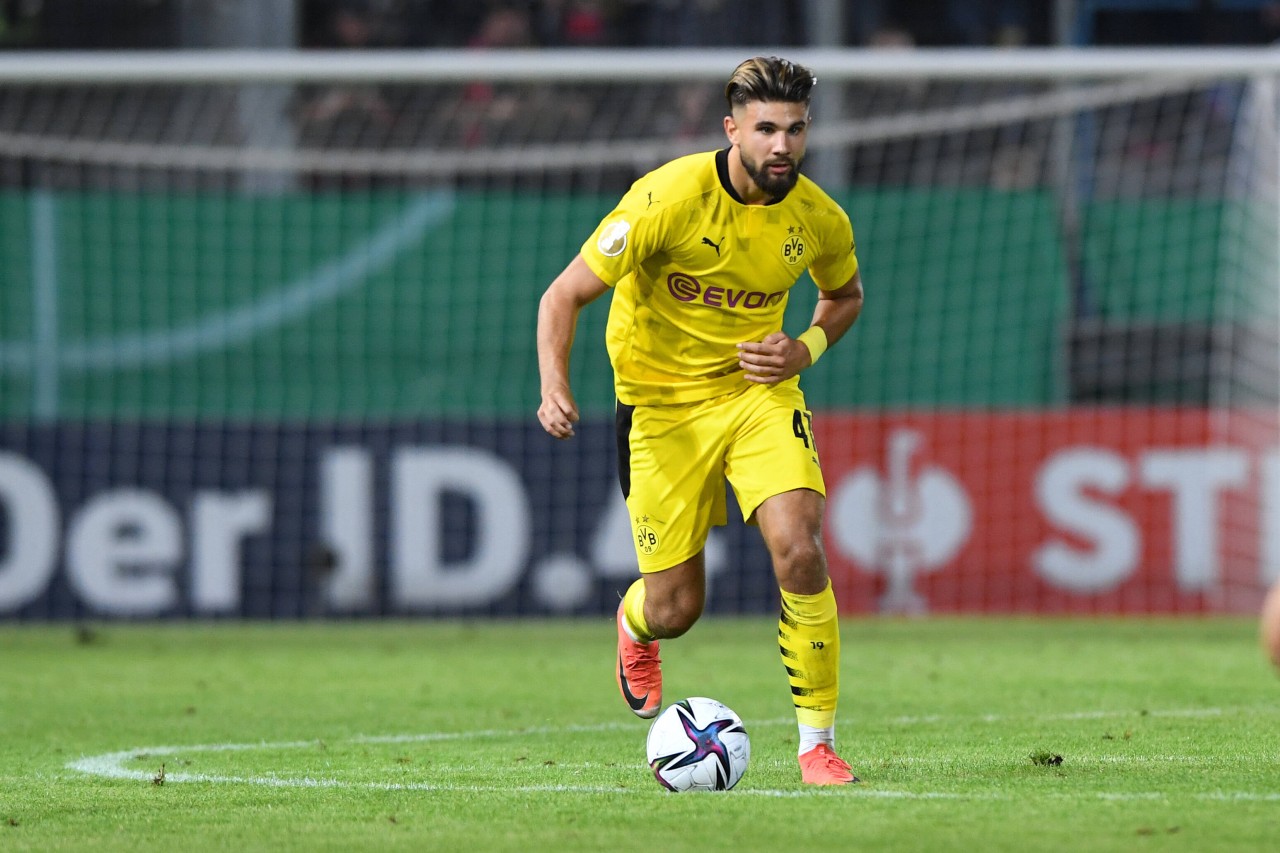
[807,208,859,291]
[580,185,664,286]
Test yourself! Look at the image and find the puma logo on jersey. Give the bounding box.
[701,236,725,256]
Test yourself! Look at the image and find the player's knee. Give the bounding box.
[771,535,827,594]
[647,589,703,637]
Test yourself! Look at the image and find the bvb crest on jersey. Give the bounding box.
[781,234,806,265]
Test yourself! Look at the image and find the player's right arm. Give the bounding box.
[537,254,610,439]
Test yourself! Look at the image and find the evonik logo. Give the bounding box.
[666,273,785,310]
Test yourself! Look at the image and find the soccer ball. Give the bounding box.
[645,697,750,791]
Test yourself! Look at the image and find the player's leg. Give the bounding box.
[615,399,725,718]
[727,383,857,784]
[622,552,706,642]
[615,554,705,718]
[755,489,857,784]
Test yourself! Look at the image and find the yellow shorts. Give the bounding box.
[615,378,826,573]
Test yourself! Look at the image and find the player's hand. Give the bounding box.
[737,332,811,385]
[538,384,580,439]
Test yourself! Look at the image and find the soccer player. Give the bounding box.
[536,56,864,785]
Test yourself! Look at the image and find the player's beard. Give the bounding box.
[741,151,802,200]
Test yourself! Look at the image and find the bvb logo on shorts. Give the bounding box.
[781,235,806,265]
[635,524,660,556]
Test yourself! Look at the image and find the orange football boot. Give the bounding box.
[615,601,662,718]
[799,744,860,785]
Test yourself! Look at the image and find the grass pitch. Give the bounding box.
[1,616,1276,852]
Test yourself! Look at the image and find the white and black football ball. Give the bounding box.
[645,697,750,791]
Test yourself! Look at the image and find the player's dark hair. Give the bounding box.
[724,56,817,111]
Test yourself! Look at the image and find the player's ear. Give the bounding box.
[723,114,738,144]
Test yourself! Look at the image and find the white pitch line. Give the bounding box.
[63,749,1280,803]
[65,706,1280,802]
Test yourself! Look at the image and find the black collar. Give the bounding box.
[716,147,785,206]
[715,148,745,203]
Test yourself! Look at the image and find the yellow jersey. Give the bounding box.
[580,148,859,406]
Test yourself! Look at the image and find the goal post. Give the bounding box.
[0,48,1276,618]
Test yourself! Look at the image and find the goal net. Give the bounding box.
[0,48,1276,618]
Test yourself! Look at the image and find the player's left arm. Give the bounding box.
[737,269,863,385]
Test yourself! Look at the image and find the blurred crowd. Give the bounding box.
[294,0,1046,51]
[3,0,1279,197]
[5,0,1280,51]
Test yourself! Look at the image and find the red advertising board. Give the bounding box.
[815,409,1278,615]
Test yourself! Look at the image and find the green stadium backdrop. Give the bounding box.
[0,184,1275,618]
